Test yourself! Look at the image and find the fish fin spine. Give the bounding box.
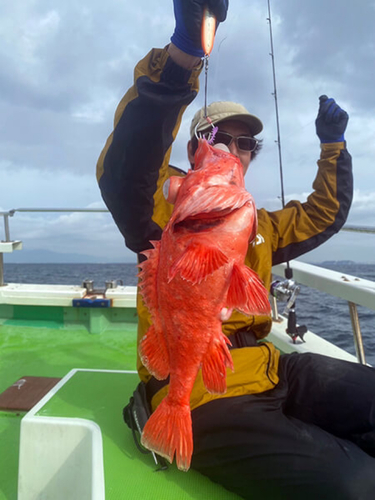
[168,241,228,284]
[139,324,170,380]
[137,241,161,312]
[201,334,234,394]
[227,263,271,315]
[141,399,193,472]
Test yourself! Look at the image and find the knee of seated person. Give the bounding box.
[333,460,375,500]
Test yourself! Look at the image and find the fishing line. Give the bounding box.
[211,36,227,99]
[202,8,216,120]
[203,55,210,119]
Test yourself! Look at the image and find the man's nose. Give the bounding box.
[228,140,240,158]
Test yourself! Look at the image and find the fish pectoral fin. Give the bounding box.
[227,263,271,316]
[201,334,234,394]
[139,324,170,380]
[168,241,228,284]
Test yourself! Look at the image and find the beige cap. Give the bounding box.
[190,101,263,139]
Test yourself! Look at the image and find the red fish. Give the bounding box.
[137,139,271,471]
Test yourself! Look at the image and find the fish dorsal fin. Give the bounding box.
[168,241,228,285]
[226,262,271,316]
[138,240,170,380]
[138,240,161,312]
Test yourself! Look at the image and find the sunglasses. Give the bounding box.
[205,130,259,152]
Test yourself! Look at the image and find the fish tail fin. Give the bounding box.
[227,262,271,316]
[201,334,234,394]
[141,398,193,472]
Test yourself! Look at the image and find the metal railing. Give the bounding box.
[0,208,109,286]
[1,209,375,363]
[0,211,12,243]
[2,208,375,240]
[1,208,109,242]
[272,260,375,364]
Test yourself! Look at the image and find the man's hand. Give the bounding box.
[315,95,349,143]
[171,0,229,58]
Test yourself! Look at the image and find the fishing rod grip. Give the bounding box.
[202,8,216,55]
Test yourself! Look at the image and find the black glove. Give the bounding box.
[315,95,349,143]
[171,0,229,57]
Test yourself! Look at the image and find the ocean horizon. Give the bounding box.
[2,260,375,365]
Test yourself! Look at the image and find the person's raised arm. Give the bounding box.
[265,95,352,265]
[96,0,228,255]
[167,43,201,70]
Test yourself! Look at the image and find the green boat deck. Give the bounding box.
[0,310,240,499]
[0,317,137,500]
[1,272,360,499]
[18,369,240,499]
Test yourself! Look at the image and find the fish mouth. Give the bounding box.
[174,207,235,233]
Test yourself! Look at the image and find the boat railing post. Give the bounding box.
[270,295,279,321]
[4,213,11,242]
[0,210,22,287]
[0,253,3,287]
[348,301,366,365]
[0,213,7,286]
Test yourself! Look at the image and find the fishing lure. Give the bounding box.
[201,8,216,56]
[201,8,217,138]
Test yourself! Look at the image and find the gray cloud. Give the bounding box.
[1,0,374,263]
[275,0,375,112]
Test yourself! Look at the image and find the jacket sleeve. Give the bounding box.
[96,48,201,254]
[268,142,353,265]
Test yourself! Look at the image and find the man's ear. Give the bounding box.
[187,140,195,168]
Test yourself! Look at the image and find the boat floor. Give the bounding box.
[0,321,138,500]
[0,321,241,499]
[17,369,240,499]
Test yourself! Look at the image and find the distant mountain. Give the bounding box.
[320,260,357,267]
[3,249,123,264]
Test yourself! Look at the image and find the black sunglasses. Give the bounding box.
[205,130,259,152]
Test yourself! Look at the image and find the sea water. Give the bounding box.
[3,261,375,365]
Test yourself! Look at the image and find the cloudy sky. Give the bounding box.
[1,0,374,264]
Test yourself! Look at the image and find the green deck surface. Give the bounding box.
[0,316,240,499]
[0,322,138,395]
[0,318,138,500]
[36,370,240,499]
[0,412,24,500]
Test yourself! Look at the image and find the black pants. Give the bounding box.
[191,353,375,500]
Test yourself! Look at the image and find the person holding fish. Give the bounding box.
[97,0,375,498]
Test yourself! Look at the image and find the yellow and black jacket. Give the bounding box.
[97,47,353,412]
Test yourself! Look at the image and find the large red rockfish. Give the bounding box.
[138,139,271,471]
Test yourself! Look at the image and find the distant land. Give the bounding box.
[3,249,135,264]
[3,249,371,267]
[320,260,357,267]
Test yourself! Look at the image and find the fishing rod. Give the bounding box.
[266,0,307,342]
[267,0,286,212]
